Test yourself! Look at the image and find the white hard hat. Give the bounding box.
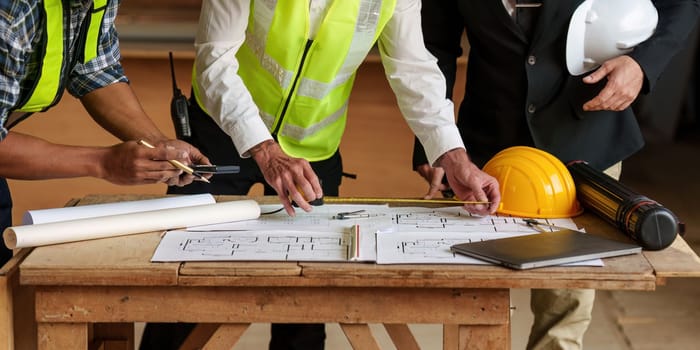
[566,0,658,76]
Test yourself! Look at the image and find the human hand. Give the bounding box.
[437,149,501,215]
[582,55,644,111]
[415,164,448,199]
[156,139,212,186]
[250,140,323,216]
[100,140,207,186]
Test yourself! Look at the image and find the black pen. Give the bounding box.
[191,164,241,175]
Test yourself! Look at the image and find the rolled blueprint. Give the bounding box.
[3,199,260,249]
[22,193,216,225]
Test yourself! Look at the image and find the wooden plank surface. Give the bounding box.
[574,211,700,279]
[179,261,302,277]
[18,194,699,290]
[298,256,656,290]
[20,232,179,286]
[20,194,180,286]
[643,235,700,278]
[34,286,509,325]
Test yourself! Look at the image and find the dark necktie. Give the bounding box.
[515,0,542,40]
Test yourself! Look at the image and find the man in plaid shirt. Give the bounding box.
[0,0,209,266]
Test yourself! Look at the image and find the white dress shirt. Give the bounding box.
[194,0,464,165]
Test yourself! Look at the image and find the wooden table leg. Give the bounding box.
[384,324,420,350]
[443,324,459,350]
[340,323,381,350]
[180,323,221,349]
[91,323,133,350]
[457,324,510,350]
[38,322,87,350]
[202,323,250,350]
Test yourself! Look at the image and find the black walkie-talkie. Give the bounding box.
[169,52,191,139]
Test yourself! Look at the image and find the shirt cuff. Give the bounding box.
[228,114,273,158]
[420,125,465,166]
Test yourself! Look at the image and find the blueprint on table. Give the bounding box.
[151,204,601,266]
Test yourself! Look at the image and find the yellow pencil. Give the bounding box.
[138,140,210,183]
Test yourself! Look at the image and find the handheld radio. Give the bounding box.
[169,52,191,139]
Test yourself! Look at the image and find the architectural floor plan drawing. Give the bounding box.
[151,204,601,266]
[153,230,353,262]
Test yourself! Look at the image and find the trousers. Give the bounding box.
[526,163,621,350]
[1,178,13,266]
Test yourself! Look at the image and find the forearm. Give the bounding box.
[378,0,463,165]
[195,0,271,157]
[80,82,168,143]
[0,132,108,180]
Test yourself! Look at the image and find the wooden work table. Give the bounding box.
[16,194,700,349]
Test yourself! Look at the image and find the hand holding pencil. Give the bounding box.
[138,140,211,183]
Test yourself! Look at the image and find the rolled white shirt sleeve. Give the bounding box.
[194,0,272,158]
[377,0,465,165]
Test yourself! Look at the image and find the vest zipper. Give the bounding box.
[272,39,313,138]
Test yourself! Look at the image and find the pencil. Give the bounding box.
[138,140,210,183]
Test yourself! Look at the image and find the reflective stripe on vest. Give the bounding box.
[193,0,396,161]
[17,0,107,112]
[84,0,108,63]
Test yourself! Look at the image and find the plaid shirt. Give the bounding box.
[0,0,127,141]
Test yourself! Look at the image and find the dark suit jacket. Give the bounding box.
[414,0,699,169]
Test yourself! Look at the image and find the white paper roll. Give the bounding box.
[21,193,216,225]
[3,200,260,249]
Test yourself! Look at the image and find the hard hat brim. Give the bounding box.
[566,0,595,76]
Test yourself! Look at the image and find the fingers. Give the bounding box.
[415,164,448,199]
[482,177,502,214]
[253,142,322,216]
[138,139,218,187]
[582,56,644,112]
[423,167,446,199]
[460,189,491,216]
[302,166,324,202]
[161,139,212,166]
[440,153,502,216]
[277,193,296,216]
[582,63,610,85]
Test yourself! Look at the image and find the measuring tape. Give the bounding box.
[321,197,489,205]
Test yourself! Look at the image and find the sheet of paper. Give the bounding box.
[4,200,260,249]
[380,206,579,233]
[152,229,354,262]
[188,204,392,232]
[22,193,216,225]
[374,206,601,265]
[153,205,602,267]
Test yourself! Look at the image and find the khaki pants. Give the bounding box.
[526,163,621,350]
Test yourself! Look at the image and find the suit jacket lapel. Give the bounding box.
[485,0,529,43]
[530,0,583,48]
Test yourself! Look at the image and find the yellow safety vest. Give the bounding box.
[17,0,108,112]
[194,0,396,161]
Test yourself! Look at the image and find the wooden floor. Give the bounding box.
[7,57,433,225]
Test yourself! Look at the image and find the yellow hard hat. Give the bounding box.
[483,146,582,218]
